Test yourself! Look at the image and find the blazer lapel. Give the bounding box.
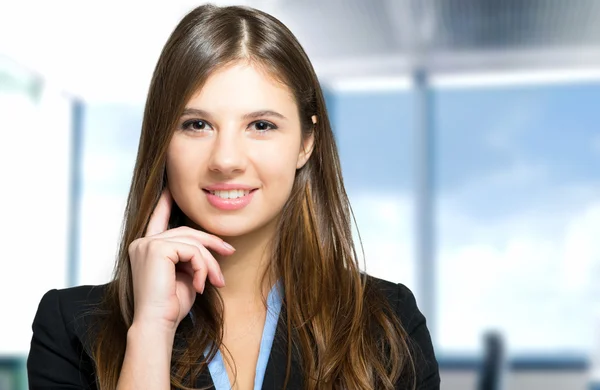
[194,365,216,389]
[190,305,304,390]
[261,306,304,390]
[179,312,215,389]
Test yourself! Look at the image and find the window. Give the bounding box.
[330,86,417,290]
[0,57,72,354]
[435,81,600,354]
[78,103,143,284]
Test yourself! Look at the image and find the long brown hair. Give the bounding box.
[88,4,415,389]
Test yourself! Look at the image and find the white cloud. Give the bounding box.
[343,172,600,352]
[483,97,545,155]
[437,181,600,353]
[562,202,600,290]
[349,193,416,290]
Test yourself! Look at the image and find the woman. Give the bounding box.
[27,4,439,390]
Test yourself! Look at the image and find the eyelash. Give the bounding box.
[180,119,278,133]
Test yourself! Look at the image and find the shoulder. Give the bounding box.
[40,283,108,309]
[364,274,441,389]
[364,274,422,334]
[36,283,108,321]
[27,283,110,387]
[31,283,109,353]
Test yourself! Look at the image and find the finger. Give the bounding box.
[158,226,235,255]
[145,188,173,237]
[164,237,225,288]
[166,242,209,293]
[176,262,206,294]
[168,242,210,291]
[197,244,226,287]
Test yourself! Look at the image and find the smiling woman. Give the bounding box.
[167,63,314,239]
[26,4,439,390]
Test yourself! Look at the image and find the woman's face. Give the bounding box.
[166,62,313,238]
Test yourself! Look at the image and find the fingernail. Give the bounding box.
[222,242,235,251]
[200,282,205,294]
[220,273,226,286]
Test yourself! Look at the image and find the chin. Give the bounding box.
[201,224,253,238]
[189,214,263,238]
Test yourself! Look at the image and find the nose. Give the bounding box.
[207,129,246,176]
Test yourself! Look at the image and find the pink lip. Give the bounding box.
[203,188,257,211]
[204,183,258,191]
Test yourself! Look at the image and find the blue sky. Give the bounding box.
[436,83,600,188]
[332,83,600,220]
[331,82,600,353]
[331,91,415,193]
[333,83,600,192]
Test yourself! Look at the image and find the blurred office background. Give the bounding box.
[1,0,600,389]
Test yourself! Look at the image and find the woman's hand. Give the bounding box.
[128,188,234,331]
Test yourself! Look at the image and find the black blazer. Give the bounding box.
[27,275,440,389]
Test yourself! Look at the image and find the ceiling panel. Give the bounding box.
[3,0,600,101]
[262,0,399,58]
[432,0,600,50]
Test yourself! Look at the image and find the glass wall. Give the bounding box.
[331,87,417,290]
[78,103,143,285]
[331,79,600,358]
[435,81,600,355]
[0,57,72,355]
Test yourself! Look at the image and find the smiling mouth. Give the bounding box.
[202,189,256,199]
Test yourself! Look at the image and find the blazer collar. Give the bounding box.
[260,305,304,390]
[194,304,304,390]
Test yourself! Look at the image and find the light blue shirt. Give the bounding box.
[201,280,283,390]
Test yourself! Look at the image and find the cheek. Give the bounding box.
[166,142,203,185]
[165,152,184,184]
[253,144,299,196]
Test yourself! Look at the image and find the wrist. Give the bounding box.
[118,320,176,389]
[131,312,179,334]
[128,320,177,344]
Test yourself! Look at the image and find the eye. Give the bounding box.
[250,120,277,133]
[181,119,213,132]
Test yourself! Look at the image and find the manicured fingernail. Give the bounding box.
[200,282,205,294]
[223,242,235,251]
[220,273,226,286]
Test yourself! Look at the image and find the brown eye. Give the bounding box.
[251,120,277,133]
[182,119,212,132]
[191,121,205,130]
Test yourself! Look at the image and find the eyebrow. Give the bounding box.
[181,108,287,121]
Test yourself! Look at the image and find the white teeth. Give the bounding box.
[210,190,251,199]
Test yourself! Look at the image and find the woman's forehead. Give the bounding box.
[185,63,298,119]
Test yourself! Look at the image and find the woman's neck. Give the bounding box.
[212,219,278,306]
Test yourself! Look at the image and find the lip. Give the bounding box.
[203,183,258,191]
[203,188,258,211]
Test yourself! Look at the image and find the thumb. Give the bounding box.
[145,188,173,237]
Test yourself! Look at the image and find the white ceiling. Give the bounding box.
[2,0,600,103]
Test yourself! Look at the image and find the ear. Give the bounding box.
[296,115,317,169]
